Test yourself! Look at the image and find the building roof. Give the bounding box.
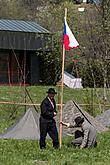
[0,19,49,33]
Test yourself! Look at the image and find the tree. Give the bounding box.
[71,1,110,87]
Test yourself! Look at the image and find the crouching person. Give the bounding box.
[61,116,97,149]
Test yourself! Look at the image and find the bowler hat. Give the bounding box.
[75,116,84,126]
[46,88,57,94]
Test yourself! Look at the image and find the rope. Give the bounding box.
[0,101,109,107]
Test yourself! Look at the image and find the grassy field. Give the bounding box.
[0,86,110,165]
[0,131,110,165]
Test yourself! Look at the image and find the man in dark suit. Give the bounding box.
[39,88,59,149]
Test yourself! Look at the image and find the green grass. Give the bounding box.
[0,86,110,165]
[0,85,110,116]
[0,132,110,165]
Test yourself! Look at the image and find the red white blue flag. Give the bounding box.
[64,18,79,50]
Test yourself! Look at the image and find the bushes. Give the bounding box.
[67,59,110,88]
[80,59,104,87]
[39,36,62,85]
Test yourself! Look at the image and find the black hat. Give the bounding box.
[75,116,84,126]
[46,88,57,94]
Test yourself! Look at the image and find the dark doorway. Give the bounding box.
[0,50,41,85]
[0,50,29,85]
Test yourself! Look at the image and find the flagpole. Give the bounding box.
[59,8,67,148]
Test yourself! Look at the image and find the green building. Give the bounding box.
[0,19,52,85]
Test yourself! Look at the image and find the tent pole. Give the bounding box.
[24,50,26,112]
[7,55,11,85]
[59,8,67,148]
[12,49,37,111]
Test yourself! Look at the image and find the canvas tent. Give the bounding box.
[95,109,110,127]
[0,107,59,140]
[0,101,108,140]
[0,107,40,140]
[59,100,108,135]
[64,71,83,89]
[0,106,61,140]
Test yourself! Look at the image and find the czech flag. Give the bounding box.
[64,18,79,50]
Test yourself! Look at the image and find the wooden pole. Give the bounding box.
[59,8,67,148]
[7,56,11,86]
[24,50,26,112]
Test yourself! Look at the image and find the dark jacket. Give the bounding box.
[40,97,57,120]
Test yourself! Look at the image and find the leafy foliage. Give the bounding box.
[0,1,109,86]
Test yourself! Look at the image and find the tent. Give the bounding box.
[95,109,110,127]
[0,100,108,140]
[0,107,40,140]
[0,107,61,140]
[64,71,83,89]
[59,100,108,135]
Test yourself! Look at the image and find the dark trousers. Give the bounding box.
[71,130,84,147]
[71,130,97,147]
[39,116,59,149]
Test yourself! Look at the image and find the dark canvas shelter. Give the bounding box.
[0,19,52,85]
[0,107,40,140]
[0,100,107,140]
[0,107,55,140]
[59,100,108,135]
[95,109,110,127]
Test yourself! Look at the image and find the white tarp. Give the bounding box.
[64,71,83,89]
